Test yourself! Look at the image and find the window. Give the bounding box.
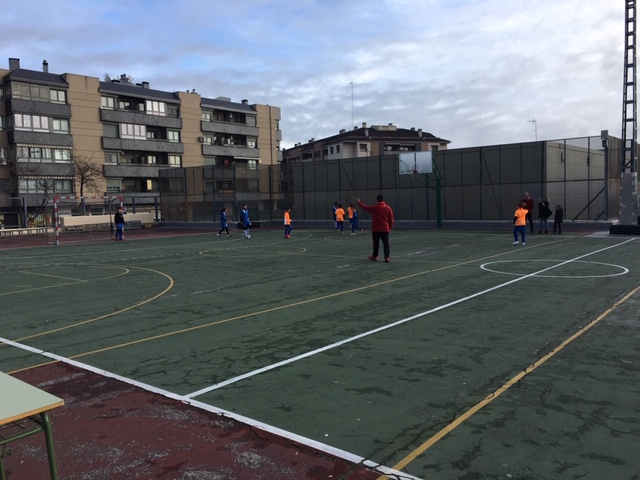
[105,152,119,164]
[246,116,257,127]
[0,148,8,164]
[106,179,122,192]
[52,118,70,133]
[13,83,49,101]
[19,178,72,194]
[336,145,341,153]
[330,146,334,154]
[168,155,181,166]
[167,130,180,143]
[167,104,179,117]
[201,111,212,122]
[54,149,71,162]
[103,123,118,137]
[359,143,368,152]
[145,100,166,116]
[0,85,4,99]
[50,89,66,103]
[247,137,257,148]
[0,116,5,130]
[120,123,146,140]
[54,179,73,192]
[147,155,157,164]
[101,96,115,109]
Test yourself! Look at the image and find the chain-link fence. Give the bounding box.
[158,135,621,225]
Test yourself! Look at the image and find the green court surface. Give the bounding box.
[2,229,639,479]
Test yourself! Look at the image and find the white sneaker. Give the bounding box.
[522,242,525,245]
[216,233,220,237]
[512,241,519,245]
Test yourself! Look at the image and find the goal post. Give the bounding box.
[50,196,123,245]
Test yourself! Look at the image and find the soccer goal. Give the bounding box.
[49,196,123,245]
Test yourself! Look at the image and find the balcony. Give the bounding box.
[100,109,182,129]
[203,144,260,159]
[102,137,184,154]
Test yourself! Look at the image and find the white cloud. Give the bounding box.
[0,0,626,148]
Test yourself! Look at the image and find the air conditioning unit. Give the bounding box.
[198,136,206,143]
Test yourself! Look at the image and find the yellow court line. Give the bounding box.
[0,266,131,296]
[16,270,89,282]
[8,235,576,368]
[0,281,86,296]
[58,239,571,360]
[12,266,174,342]
[377,282,640,480]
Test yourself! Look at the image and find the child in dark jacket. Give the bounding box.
[553,205,564,234]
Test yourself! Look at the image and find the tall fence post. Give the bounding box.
[21,197,28,228]
[53,198,59,245]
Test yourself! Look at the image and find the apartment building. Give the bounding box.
[0,58,281,205]
[282,122,449,163]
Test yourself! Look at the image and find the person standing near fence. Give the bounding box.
[284,207,293,239]
[114,206,125,241]
[553,204,564,234]
[356,194,394,262]
[537,196,552,234]
[217,207,230,237]
[241,204,251,239]
[520,192,535,234]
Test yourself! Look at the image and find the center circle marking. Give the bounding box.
[480,260,629,278]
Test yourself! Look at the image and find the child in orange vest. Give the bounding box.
[513,202,528,245]
[284,207,292,239]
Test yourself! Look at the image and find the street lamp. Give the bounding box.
[528,118,538,141]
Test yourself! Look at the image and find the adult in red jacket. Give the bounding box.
[520,192,535,233]
[356,194,394,263]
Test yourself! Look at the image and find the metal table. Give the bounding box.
[0,371,64,480]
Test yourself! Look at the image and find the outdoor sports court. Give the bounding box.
[1,227,639,479]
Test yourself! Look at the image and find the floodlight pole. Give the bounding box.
[620,0,638,225]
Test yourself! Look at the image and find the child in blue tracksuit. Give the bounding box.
[217,207,230,237]
[241,204,251,239]
[350,204,364,235]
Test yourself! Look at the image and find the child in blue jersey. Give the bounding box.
[349,204,364,235]
[217,207,230,237]
[240,204,251,239]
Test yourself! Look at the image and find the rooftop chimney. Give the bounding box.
[362,122,367,128]
[418,128,422,136]
[42,60,48,73]
[142,81,149,89]
[9,58,20,71]
[242,99,248,105]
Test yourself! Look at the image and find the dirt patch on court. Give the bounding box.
[7,363,379,480]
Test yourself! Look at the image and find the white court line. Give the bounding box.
[0,336,419,480]
[186,237,636,398]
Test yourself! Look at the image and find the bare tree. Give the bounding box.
[71,152,102,197]
[6,147,55,226]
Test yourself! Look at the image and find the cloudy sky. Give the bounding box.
[0,0,625,149]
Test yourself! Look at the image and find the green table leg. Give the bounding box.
[40,412,59,480]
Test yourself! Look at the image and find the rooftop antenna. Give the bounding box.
[528,118,537,141]
[350,82,354,128]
